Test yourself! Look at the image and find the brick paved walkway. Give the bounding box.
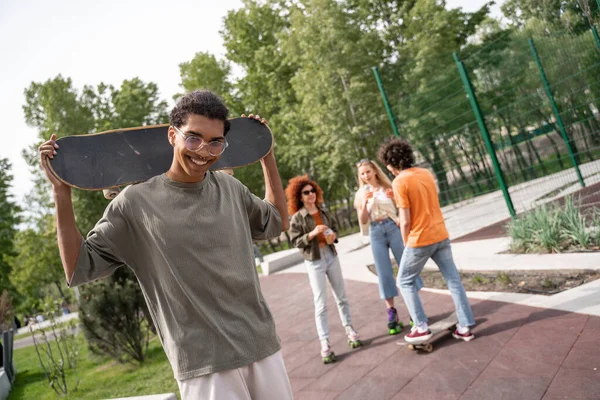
[260,274,600,400]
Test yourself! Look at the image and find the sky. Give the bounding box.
[0,0,504,207]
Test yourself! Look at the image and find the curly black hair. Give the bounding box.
[169,90,231,135]
[377,138,415,171]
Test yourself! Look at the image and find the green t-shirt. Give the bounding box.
[70,172,282,380]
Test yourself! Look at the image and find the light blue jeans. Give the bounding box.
[397,239,475,328]
[370,219,424,300]
[305,246,352,340]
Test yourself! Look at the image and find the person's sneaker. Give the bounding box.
[452,329,475,342]
[320,339,336,364]
[404,326,433,344]
[345,326,362,348]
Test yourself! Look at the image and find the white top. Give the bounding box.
[354,186,399,236]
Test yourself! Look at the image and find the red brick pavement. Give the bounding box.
[260,274,600,400]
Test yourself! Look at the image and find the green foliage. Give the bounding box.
[472,274,490,285]
[509,196,600,253]
[215,0,494,203]
[78,268,152,365]
[502,0,599,33]
[7,218,68,310]
[0,158,21,297]
[497,272,512,285]
[30,298,82,396]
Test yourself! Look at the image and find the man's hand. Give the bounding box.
[38,134,69,193]
[242,113,268,126]
[242,113,289,231]
[242,114,271,157]
[38,133,80,283]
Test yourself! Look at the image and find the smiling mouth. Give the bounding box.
[188,155,211,167]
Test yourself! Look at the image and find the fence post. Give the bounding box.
[453,53,516,218]
[372,66,400,137]
[592,26,600,50]
[528,38,586,188]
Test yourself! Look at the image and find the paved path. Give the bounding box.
[261,274,600,400]
[279,232,600,317]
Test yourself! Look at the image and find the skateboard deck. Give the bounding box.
[48,117,273,196]
[397,313,458,353]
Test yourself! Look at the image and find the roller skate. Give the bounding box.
[320,339,336,364]
[387,307,404,335]
[345,326,362,349]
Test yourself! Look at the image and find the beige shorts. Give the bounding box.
[177,350,293,400]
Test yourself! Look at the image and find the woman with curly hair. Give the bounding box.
[286,175,362,364]
[378,139,475,345]
[354,159,423,336]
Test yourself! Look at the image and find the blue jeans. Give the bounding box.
[370,219,423,300]
[398,239,475,328]
[304,247,352,340]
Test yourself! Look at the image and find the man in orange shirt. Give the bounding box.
[378,139,475,344]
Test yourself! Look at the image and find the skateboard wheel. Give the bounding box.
[408,344,415,351]
[103,187,121,200]
[424,344,433,353]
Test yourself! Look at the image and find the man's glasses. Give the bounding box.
[302,188,317,196]
[173,126,229,156]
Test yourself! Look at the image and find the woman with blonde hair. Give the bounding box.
[354,159,423,335]
[287,175,362,364]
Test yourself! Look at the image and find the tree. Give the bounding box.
[8,220,68,309]
[177,52,243,111]
[502,0,600,33]
[279,0,389,198]
[0,159,21,298]
[220,0,306,193]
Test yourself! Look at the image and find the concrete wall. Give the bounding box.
[260,248,303,275]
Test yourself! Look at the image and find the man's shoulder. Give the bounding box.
[399,168,430,182]
[211,171,245,191]
[119,176,159,197]
[111,175,163,208]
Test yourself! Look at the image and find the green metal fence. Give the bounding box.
[373,22,600,239]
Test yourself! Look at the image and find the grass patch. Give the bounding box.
[10,335,179,399]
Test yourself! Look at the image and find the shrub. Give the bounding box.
[508,196,599,253]
[78,268,152,365]
[30,298,81,396]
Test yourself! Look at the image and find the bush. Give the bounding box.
[508,196,600,253]
[78,268,152,365]
[30,298,81,396]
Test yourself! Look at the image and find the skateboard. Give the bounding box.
[397,313,458,353]
[48,117,273,198]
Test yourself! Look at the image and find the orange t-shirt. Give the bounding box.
[311,211,328,248]
[392,167,449,248]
